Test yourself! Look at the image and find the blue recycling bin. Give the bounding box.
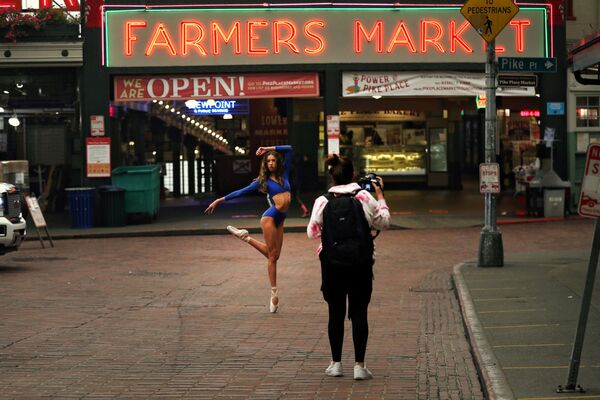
[65,187,95,229]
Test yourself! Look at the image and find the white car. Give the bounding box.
[0,183,26,255]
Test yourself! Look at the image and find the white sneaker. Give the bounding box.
[354,364,373,380]
[227,225,249,242]
[325,361,343,377]
[269,288,279,313]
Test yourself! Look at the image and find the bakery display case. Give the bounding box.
[356,144,426,176]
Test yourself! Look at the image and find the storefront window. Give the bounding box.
[340,114,427,177]
[429,128,448,172]
[576,96,600,128]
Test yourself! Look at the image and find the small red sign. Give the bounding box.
[479,163,500,194]
[578,143,600,218]
[113,73,319,102]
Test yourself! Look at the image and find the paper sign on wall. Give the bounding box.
[86,137,111,178]
[90,115,105,136]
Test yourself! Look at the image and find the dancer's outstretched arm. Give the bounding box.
[204,180,260,214]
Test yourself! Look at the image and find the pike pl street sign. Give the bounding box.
[498,57,558,72]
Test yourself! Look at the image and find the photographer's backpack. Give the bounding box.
[321,192,374,268]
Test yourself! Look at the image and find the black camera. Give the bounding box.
[358,173,381,192]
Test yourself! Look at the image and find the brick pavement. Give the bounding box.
[1,222,585,399]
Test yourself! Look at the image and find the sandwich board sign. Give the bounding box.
[578,143,600,218]
[460,0,520,43]
[24,195,54,248]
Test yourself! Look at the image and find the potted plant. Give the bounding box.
[0,8,81,42]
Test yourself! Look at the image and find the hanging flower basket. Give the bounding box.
[0,8,81,43]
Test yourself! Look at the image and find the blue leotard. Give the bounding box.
[223,145,292,226]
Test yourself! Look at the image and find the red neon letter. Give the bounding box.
[145,23,177,56]
[420,20,445,53]
[273,20,299,54]
[39,0,52,9]
[247,20,269,55]
[63,0,80,11]
[354,20,384,53]
[483,41,505,54]
[125,21,147,56]
[181,22,207,56]
[0,0,21,11]
[509,20,531,53]
[450,20,473,53]
[387,22,416,53]
[212,22,241,55]
[304,20,325,55]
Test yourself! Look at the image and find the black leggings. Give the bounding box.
[327,292,369,363]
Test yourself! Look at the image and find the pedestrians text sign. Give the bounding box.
[498,57,557,72]
[460,0,519,43]
[578,144,600,218]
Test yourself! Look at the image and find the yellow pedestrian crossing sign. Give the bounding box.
[461,0,520,43]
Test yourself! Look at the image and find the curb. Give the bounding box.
[452,262,515,400]
[29,214,583,241]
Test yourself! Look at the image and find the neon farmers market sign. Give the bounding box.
[103,5,550,67]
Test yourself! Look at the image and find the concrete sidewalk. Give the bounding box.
[454,250,600,400]
[31,187,581,240]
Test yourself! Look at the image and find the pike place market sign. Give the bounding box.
[103,6,549,67]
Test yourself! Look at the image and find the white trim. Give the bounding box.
[0,42,83,67]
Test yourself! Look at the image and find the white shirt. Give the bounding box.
[306,183,390,255]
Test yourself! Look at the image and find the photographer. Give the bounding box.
[307,154,390,380]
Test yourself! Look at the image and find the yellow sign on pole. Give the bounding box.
[460,0,520,43]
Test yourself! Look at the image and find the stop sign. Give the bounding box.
[578,143,600,218]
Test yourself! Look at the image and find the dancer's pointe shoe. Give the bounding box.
[226,225,249,242]
[270,287,279,313]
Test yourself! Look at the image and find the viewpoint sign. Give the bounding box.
[460,0,520,43]
[103,6,548,67]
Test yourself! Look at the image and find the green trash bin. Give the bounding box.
[97,185,126,227]
[111,165,161,221]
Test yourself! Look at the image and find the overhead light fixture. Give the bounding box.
[185,99,198,109]
[8,115,20,127]
[0,106,4,112]
[16,83,23,89]
[223,113,233,120]
[372,95,382,100]
[206,98,216,106]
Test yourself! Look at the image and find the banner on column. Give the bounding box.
[326,115,340,155]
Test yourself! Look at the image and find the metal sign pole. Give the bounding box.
[478,39,504,267]
[557,218,600,393]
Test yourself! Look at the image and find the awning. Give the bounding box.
[569,29,600,85]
